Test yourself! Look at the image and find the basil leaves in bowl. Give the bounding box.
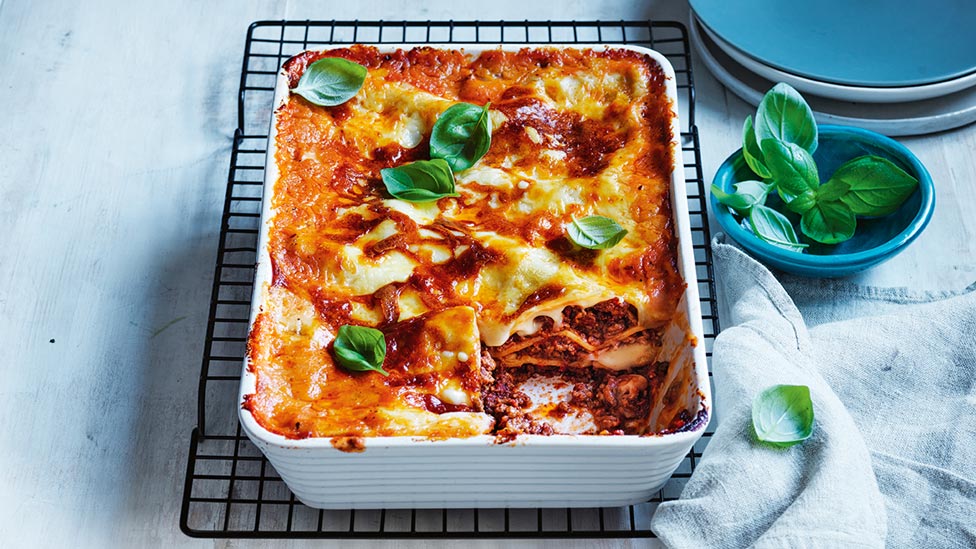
[711,84,934,277]
[713,125,934,277]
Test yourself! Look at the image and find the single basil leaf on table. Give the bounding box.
[827,155,920,216]
[749,204,809,252]
[755,82,818,154]
[567,215,628,250]
[430,102,493,172]
[381,159,458,202]
[801,199,857,244]
[332,325,388,376]
[762,138,820,208]
[752,384,815,447]
[742,115,771,178]
[292,57,367,107]
[711,180,771,216]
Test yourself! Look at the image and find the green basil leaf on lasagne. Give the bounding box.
[332,325,388,376]
[292,57,367,107]
[381,159,458,202]
[567,215,628,250]
[429,102,492,172]
[752,384,814,447]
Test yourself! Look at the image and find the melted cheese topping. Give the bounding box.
[246,295,492,438]
[246,46,684,439]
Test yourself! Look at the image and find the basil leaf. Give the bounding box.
[752,384,815,447]
[567,215,628,250]
[830,155,920,216]
[332,325,388,376]
[430,102,492,172]
[742,115,771,178]
[784,190,817,215]
[815,178,851,202]
[755,83,818,154]
[748,205,808,252]
[711,180,771,216]
[801,200,857,244]
[380,159,458,202]
[292,57,367,107]
[762,138,820,203]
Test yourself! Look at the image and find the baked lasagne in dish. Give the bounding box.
[243,45,702,443]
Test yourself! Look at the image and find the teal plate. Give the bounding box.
[711,125,935,277]
[690,0,976,87]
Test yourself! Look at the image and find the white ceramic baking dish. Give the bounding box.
[239,44,710,509]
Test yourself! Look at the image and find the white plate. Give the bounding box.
[690,16,976,137]
[239,43,711,509]
[696,14,976,104]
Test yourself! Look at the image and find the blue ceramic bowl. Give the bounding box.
[711,125,934,277]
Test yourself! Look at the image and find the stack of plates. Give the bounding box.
[689,0,976,136]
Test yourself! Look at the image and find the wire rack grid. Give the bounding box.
[180,19,719,539]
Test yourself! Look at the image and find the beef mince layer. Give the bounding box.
[493,300,663,370]
[480,299,673,438]
[482,360,666,439]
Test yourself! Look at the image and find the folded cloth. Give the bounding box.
[651,235,976,549]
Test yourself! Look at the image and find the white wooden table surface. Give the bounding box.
[1,0,973,547]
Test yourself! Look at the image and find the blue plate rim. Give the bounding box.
[690,4,976,88]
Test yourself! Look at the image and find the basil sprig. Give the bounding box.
[380,159,458,202]
[332,325,388,376]
[754,83,818,155]
[752,384,815,447]
[748,205,809,252]
[801,199,856,245]
[430,102,493,172]
[742,116,772,179]
[567,215,628,250]
[830,156,920,217]
[712,180,771,216]
[292,57,367,107]
[761,139,818,208]
[715,82,919,250]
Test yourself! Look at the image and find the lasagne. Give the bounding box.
[243,45,696,441]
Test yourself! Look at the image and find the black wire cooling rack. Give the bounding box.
[180,19,719,539]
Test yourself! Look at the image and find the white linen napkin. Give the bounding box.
[651,235,976,548]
